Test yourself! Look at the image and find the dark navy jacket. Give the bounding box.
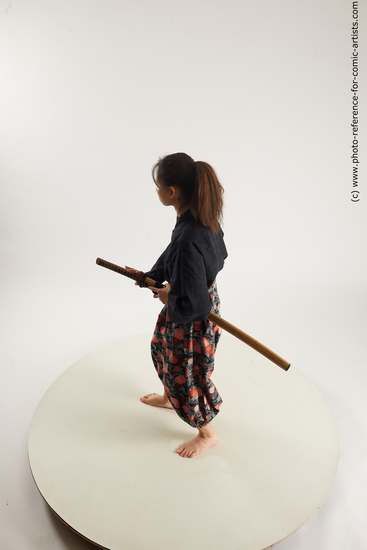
[145,210,228,324]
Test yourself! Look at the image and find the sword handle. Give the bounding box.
[96,258,164,289]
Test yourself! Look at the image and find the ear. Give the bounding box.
[168,186,177,199]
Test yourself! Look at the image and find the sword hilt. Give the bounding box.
[96,258,165,289]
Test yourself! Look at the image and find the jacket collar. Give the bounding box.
[175,209,195,227]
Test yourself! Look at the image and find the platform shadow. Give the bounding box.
[46,503,104,549]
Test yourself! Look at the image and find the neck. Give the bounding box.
[175,203,190,217]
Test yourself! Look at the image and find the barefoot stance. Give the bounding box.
[140,393,219,458]
[176,430,219,459]
[140,393,173,409]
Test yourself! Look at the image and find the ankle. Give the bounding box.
[198,424,216,439]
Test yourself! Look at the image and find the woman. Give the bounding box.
[127,152,227,458]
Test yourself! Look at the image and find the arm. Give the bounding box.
[167,241,212,324]
[143,246,169,284]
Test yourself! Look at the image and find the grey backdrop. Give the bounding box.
[1,0,366,548]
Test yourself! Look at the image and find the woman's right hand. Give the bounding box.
[125,266,144,285]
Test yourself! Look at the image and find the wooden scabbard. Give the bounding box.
[207,312,290,371]
[96,257,291,371]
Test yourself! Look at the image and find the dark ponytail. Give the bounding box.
[191,161,224,232]
[152,153,224,233]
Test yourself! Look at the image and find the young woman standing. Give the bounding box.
[126,152,227,458]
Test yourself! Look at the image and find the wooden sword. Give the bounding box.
[96,257,291,372]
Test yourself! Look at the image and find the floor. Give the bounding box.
[1,276,366,550]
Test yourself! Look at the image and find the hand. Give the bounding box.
[125,265,144,285]
[148,283,170,304]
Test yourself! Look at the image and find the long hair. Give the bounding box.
[152,152,224,232]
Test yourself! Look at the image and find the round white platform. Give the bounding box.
[28,334,338,550]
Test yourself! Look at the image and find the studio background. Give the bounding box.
[1,0,366,548]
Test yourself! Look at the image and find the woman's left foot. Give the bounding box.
[176,431,219,458]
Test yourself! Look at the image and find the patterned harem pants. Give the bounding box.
[151,281,223,428]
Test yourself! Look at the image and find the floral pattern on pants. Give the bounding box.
[151,281,223,428]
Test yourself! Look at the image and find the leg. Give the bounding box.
[175,285,223,458]
[175,421,219,458]
[141,305,174,409]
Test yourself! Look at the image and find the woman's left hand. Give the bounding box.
[148,283,170,304]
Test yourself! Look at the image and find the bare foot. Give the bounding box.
[176,429,219,458]
[140,393,174,409]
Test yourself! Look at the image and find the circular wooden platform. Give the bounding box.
[28,334,339,550]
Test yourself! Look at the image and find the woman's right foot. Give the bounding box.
[140,393,174,409]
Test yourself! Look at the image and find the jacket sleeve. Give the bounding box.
[143,246,168,284]
[167,240,212,324]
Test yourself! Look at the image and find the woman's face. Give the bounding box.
[155,180,175,206]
